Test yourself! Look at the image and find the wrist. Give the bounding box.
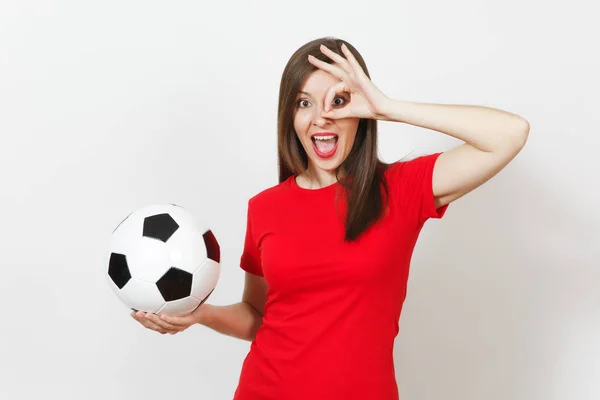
[379,98,405,123]
[193,303,213,326]
[378,97,396,121]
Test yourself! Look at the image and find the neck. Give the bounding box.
[298,165,344,189]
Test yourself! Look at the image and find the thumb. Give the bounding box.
[160,313,193,326]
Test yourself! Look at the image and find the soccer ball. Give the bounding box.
[107,204,220,316]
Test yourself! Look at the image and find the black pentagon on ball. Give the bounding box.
[203,229,220,263]
[156,267,193,301]
[143,213,179,242]
[108,253,131,289]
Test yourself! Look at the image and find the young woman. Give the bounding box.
[132,37,530,399]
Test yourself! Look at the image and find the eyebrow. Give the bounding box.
[298,90,345,97]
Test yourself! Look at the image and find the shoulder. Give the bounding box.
[247,176,294,212]
[382,152,448,223]
[383,152,443,184]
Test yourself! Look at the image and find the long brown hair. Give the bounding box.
[277,37,391,242]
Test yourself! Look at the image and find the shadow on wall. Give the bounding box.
[393,159,599,400]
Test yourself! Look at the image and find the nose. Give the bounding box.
[312,105,331,127]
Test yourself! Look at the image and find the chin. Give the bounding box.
[311,154,343,171]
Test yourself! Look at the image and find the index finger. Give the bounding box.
[323,81,347,114]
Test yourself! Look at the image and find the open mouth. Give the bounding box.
[311,134,338,158]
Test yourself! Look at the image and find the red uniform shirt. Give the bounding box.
[233,153,448,400]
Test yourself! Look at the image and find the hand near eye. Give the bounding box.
[308,43,392,121]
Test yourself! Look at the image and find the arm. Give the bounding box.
[308,43,529,208]
[197,272,267,342]
[380,100,530,208]
[146,272,267,341]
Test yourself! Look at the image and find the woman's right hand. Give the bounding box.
[130,304,210,335]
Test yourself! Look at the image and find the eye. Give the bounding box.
[332,97,346,107]
[297,99,310,108]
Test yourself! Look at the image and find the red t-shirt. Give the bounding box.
[233,153,448,400]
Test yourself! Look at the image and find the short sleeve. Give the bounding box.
[387,152,448,225]
[240,199,263,276]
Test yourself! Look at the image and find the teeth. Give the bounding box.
[313,135,336,140]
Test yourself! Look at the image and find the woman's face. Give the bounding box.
[293,70,360,174]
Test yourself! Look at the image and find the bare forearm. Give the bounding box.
[197,302,263,342]
[380,99,529,152]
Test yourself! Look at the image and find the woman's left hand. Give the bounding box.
[308,43,392,121]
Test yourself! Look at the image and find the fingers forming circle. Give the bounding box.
[324,81,348,114]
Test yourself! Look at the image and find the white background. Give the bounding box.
[0,1,598,399]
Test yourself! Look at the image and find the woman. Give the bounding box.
[132,37,530,399]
